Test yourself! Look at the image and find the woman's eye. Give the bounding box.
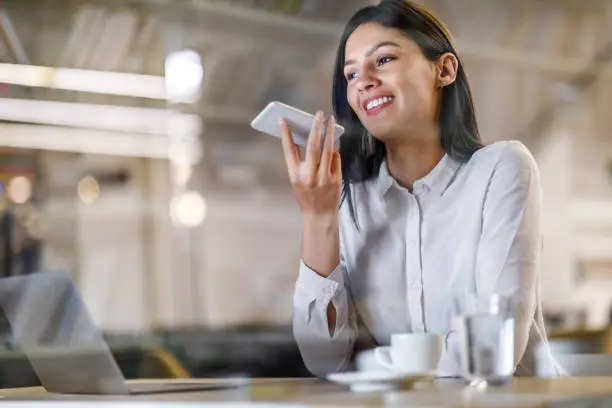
[377,56,395,66]
[346,72,358,81]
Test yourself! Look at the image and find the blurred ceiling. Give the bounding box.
[0,0,610,191]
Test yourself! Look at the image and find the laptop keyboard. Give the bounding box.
[127,381,240,394]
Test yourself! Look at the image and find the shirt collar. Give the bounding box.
[375,153,462,197]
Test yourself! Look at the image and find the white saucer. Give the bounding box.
[326,370,434,393]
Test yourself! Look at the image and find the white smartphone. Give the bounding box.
[250,101,345,147]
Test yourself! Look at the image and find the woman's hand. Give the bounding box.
[279,111,342,220]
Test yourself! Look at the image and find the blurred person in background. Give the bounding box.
[280,0,558,377]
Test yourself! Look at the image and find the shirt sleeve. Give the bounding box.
[440,141,543,376]
[292,259,358,378]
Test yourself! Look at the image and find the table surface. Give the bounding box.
[2,377,612,407]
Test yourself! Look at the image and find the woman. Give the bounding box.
[279,0,557,377]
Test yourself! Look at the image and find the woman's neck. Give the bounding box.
[384,133,444,191]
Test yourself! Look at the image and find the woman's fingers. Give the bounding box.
[304,111,324,170]
[331,152,342,182]
[279,119,299,182]
[318,115,336,179]
[325,115,336,154]
[280,111,340,187]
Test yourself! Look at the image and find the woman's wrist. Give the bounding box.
[301,212,338,229]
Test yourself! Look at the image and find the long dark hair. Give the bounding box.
[332,0,483,228]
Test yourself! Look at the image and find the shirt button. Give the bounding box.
[411,283,419,290]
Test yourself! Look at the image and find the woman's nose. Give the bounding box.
[356,73,380,92]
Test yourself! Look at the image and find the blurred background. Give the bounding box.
[0,0,611,386]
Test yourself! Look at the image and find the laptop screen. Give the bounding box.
[0,271,101,349]
[0,271,128,393]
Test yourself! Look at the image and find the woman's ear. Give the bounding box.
[437,52,458,88]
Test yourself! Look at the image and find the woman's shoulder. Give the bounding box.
[469,140,538,172]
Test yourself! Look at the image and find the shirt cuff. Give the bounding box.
[294,260,349,339]
[295,260,344,296]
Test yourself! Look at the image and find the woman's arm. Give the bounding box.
[293,214,358,378]
[474,141,542,366]
[280,113,358,377]
[438,141,542,376]
[301,214,341,334]
[292,255,358,377]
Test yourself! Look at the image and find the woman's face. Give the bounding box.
[343,23,441,141]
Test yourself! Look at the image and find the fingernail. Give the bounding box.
[316,111,323,120]
[329,115,336,124]
[278,118,286,127]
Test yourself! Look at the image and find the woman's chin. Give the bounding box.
[367,128,398,143]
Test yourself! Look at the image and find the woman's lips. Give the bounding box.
[362,95,394,116]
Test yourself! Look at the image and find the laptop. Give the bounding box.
[0,270,242,395]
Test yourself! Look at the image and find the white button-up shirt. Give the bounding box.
[292,140,550,377]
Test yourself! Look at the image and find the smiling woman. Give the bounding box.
[279,0,562,379]
[333,3,482,220]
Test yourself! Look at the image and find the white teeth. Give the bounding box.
[366,96,393,111]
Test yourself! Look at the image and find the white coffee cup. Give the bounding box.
[374,333,442,374]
